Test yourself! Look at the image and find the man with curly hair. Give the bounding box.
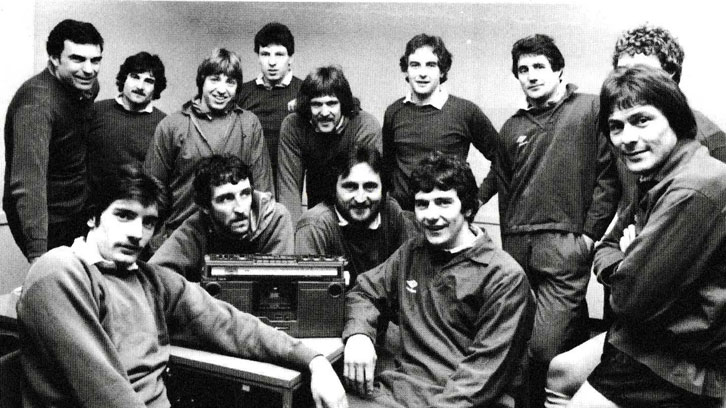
[88,52,167,194]
[614,24,726,162]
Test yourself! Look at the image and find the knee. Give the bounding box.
[546,351,582,396]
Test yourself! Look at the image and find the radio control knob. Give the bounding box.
[203,281,221,297]
[327,282,344,298]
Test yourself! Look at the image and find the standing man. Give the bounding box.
[151,154,293,282]
[343,152,534,408]
[567,65,726,408]
[144,48,274,252]
[277,65,381,225]
[383,33,499,211]
[238,22,302,186]
[295,146,417,287]
[3,19,103,263]
[16,165,346,408]
[480,34,620,407]
[89,52,167,192]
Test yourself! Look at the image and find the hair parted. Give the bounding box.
[511,34,565,77]
[410,152,479,223]
[116,52,167,100]
[295,65,359,122]
[399,33,453,84]
[196,48,243,101]
[599,65,696,141]
[46,19,104,59]
[612,24,684,84]
[324,145,385,205]
[254,22,295,55]
[87,164,166,226]
[193,155,253,208]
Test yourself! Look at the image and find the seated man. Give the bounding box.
[545,24,726,407]
[277,65,381,225]
[295,145,417,287]
[150,154,293,281]
[566,66,726,407]
[343,152,534,408]
[16,165,345,408]
[144,48,273,252]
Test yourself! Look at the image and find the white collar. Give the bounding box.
[255,70,294,89]
[444,225,482,254]
[71,236,138,271]
[115,94,154,113]
[403,85,449,109]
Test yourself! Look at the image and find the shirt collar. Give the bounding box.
[255,70,294,89]
[444,225,483,254]
[190,97,240,120]
[115,94,154,113]
[71,237,139,271]
[46,64,96,101]
[335,206,381,229]
[403,85,449,109]
[525,81,568,111]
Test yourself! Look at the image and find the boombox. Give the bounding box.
[201,254,347,338]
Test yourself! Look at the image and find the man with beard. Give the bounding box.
[295,146,417,287]
[150,154,291,282]
[343,152,534,408]
[144,48,273,252]
[88,52,167,193]
[16,165,346,408]
[277,65,381,225]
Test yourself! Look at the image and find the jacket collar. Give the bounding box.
[411,225,497,266]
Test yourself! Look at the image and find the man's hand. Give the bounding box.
[343,334,377,396]
[581,234,595,253]
[309,355,347,408]
[287,98,297,112]
[620,224,637,253]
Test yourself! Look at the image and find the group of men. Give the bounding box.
[3,15,726,408]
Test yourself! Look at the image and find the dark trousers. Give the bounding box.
[503,231,592,408]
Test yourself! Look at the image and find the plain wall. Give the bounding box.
[2,1,725,293]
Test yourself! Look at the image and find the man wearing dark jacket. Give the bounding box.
[480,34,620,407]
[568,65,726,408]
[343,152,534,408]
[150,154,292,281]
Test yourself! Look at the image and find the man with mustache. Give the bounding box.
[294,146,417,287]
[382,33,499,211]
[150,154,292,281]
[16,165,347,408]
[88,52,167,199]
[343,152,534,408]
[277,65,382,226]
[478,34,620,408]
[144,48,274,253]
[4,19,103,263]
